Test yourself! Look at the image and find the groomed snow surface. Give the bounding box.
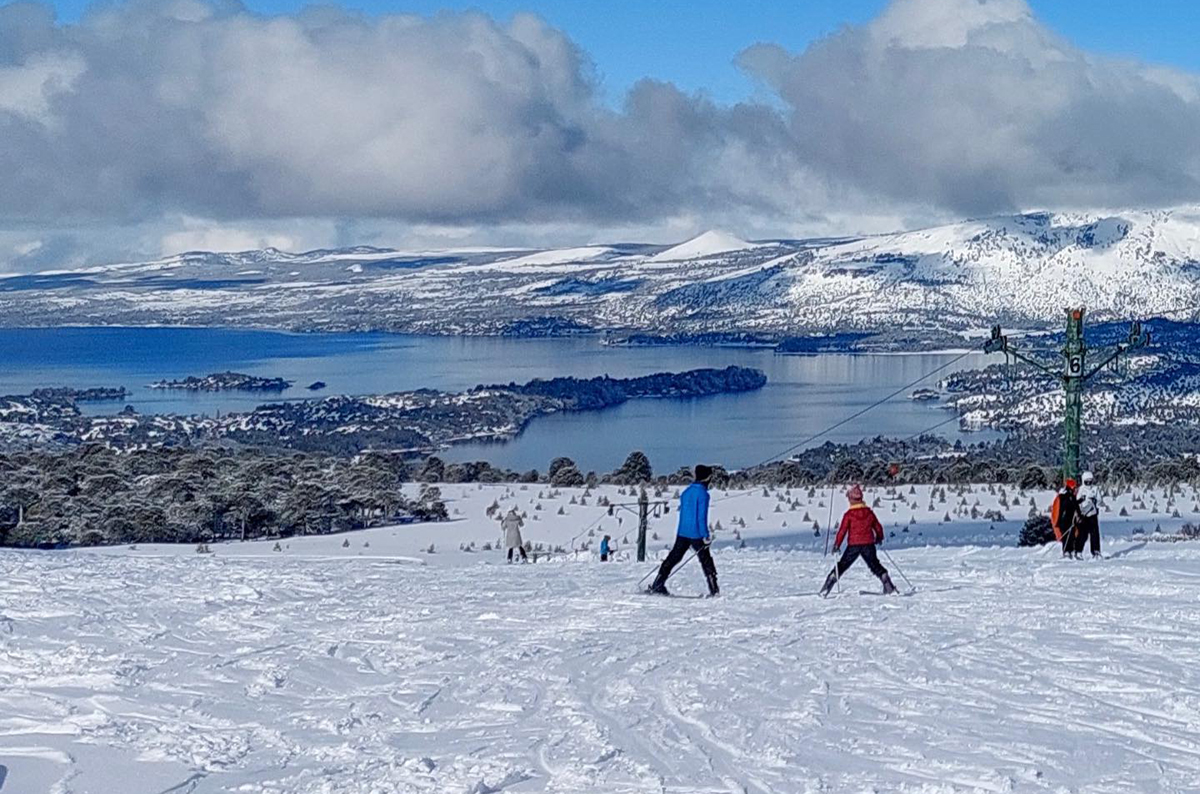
[4,483,1200,793]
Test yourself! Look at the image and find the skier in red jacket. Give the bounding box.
[819,484,897,597]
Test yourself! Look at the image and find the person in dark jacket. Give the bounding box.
[820,484,896,597]
[648,464,719,596]
[1051,479,1079,558]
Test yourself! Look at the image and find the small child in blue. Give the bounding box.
[600,535,611,561]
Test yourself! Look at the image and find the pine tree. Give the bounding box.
[1018,515,1055,547]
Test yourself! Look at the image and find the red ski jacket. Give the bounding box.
[835,503,884,548]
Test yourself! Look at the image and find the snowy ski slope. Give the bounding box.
[3,483,1200,793]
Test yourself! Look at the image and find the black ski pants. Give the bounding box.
[1055,523,1073,556]
[830,544,888,580]
[655,535,718,590]
[1072,516,1101,556]
[507,546,528,562]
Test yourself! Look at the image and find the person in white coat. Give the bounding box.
[1072,471,1102,559]
[501,507,528,563]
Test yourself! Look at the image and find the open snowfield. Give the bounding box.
[4,483,1200,793]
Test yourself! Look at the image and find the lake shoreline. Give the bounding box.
[0,326,995,472]
[1,321,983,353]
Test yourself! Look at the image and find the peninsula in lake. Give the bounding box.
[1,366,766,455]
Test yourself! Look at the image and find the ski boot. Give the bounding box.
[819,570,838,598]
[706,573,720,598]
[647,575,670,596]
[881,573,898,595]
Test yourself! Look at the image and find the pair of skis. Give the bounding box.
[634,540,917,598]
[644,588,916,599]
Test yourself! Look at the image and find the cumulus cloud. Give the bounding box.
[0,0,815,227]
[740,0,1200,214]
[159,220,299,256]
[1,0,1200,269]
[0,50,83,122]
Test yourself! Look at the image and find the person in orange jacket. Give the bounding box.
[819,484,897,597]
[1050,479,1079,558]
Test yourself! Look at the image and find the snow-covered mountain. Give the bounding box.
[4,209,1200,342]
[648,229,770,262]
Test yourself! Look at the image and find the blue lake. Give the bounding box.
[0,327,998,473]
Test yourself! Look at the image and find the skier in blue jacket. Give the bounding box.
[648,464,719,596]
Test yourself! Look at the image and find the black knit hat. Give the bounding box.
[694,464,714,483]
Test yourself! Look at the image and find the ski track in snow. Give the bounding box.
[4,484,1200,792]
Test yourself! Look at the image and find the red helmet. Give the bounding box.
[1065,478,1077,489]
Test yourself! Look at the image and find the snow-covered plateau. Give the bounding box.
[5,482,1200,793]
[5,208,1200,340]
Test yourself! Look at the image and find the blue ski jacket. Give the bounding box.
[676,482,710,540]
[600,538,610,555]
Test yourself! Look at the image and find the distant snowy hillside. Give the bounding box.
[3,208,1199,341]
[649,229,768,261]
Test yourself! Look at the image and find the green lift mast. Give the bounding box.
[606,488,671,562]
[984,308,1150,482]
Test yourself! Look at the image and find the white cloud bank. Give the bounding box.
[2,0,1200,267]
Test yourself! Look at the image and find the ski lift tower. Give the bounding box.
[984,307,1149,482]
[606,488,670,561]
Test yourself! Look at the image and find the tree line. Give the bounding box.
[5,420,1199,548]
[0,446,447,548]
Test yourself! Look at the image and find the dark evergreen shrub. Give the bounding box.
[1018,514,1055,547]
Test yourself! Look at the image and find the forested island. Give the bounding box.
[149,372,293,392]
[29,387,129,402]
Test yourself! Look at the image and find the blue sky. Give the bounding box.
[39,0,1200,103]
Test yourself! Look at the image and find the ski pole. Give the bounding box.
[826,485,841,593]
[880,547,914,591]
[664,549,699,584]
[637,549,696,588]
[637,559,662,587]
[834,551,842,594]
[637,536,711,588]
[824,483,836,556]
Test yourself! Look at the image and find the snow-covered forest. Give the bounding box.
[7,444,1200,549]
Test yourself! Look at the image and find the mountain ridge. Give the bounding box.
[2,207,1199,343]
